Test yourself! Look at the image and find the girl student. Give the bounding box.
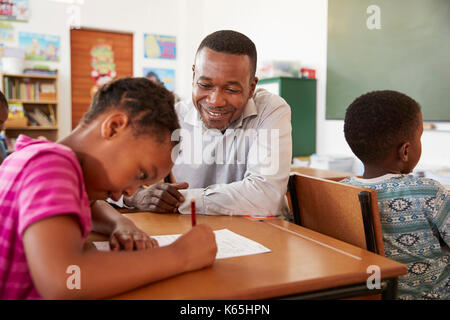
[0,77,217,299]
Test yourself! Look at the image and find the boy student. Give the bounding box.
[0,91,8,164]
[0,77,217,299]
[121,30,292,217]
[341,90,449,300]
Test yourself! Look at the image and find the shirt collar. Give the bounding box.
[183,97,258,129]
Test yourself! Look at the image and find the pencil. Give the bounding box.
[191,200,196,227]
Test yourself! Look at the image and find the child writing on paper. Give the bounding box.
[341,90,449,300]
[0,77,217,299]
[0,91,8,164]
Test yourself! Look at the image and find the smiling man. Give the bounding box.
[123,30,292,217]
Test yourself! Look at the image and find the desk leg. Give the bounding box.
[381,278,398,300]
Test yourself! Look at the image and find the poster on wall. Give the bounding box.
[70,28,133,129]
[143,67,175,92]
[19,32,60,62]
[0,22,14,42]
[144,33,176,60]
[0,0,29,21]
[90,40,117,97]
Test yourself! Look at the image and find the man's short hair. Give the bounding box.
[196,30,257,77]
[344,90,421,164]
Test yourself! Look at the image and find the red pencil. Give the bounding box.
[191,200,196,227]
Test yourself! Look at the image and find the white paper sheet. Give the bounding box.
[93,228,271,259]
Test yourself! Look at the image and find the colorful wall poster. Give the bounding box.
[0,22,14,42]
[144,34,176,60]
[19,32,60,62]
[0,0,29,21]
[90,40,117,97]
[143,67,175,92]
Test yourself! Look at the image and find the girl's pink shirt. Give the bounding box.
[0,135,91,299]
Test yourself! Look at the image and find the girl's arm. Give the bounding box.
[22,214,217,299]
[90,200,157,250]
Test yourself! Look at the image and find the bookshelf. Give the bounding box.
[0,72,59,147]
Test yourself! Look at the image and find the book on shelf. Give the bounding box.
[23,68,57,76]
[39,83,56,100]
[7,102,24,118]
[47,104,56,125]
[26,108,54,127]
[24,111,39,126]
[3,76,57,101]
[5,102,27,127]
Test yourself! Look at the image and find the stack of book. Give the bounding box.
[3,77,56,101]
[23,68,57,76]
[26,108,55,127]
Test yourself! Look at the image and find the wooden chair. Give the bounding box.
[288,173,392,299]
[288,172,385,256]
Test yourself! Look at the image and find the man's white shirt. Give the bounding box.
[172,88,292,217]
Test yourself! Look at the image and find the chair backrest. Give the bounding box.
[288,173,385,256]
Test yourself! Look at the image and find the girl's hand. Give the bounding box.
[110,217,159,251]
[173,224,217,272]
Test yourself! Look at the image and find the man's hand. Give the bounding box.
[123,182,189,213]
[110,216,158,251]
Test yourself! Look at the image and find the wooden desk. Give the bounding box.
[87,213,406,300]
[290,167,356,181]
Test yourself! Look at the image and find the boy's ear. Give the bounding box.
[100,112,129,139]
[398,142,411,162]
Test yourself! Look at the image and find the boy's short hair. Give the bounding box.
[344,90,421,164]
[82,77,179,142]
[196,30,257,77]
[0,90,9,111]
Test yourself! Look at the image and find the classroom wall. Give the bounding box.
[12,0,182,139]
[179,0,450,171]
[9,0,449,170]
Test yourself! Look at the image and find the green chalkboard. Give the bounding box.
[326,0,450,121]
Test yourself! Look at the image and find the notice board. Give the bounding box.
[70,28,133,129]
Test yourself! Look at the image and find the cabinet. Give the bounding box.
[257,77,316,157]
[0,72,59,147]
